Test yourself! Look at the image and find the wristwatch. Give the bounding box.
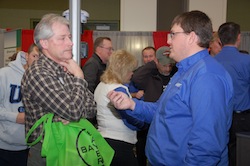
[18,106,25,113]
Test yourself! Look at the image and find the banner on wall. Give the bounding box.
[153,31,170,50]
[3,29,21,66]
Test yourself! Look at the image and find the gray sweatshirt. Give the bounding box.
[0,51,28,150]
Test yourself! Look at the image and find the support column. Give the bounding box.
[69,0,81,65]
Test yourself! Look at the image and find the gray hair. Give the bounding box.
[34,13,70,50]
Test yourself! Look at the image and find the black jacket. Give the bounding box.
[132,61,177,102]
[82,53,106,93]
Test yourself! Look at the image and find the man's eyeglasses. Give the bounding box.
[168,32,188,39]
[99,46,114,51]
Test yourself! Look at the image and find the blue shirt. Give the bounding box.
[131,50,234,165]
[215,46,250,111]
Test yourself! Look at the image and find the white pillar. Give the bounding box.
[120,0,157,31]
[69,0,81,65]
[187,0,227,31]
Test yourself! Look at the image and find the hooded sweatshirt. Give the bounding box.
[0,51,28,151]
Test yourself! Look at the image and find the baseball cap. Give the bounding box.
[156,46,175,65]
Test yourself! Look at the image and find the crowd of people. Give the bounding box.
[0,10,250,166]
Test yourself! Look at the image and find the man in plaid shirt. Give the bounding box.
[21,13,96,165]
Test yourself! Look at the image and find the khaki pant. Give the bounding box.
[27,142,46,166]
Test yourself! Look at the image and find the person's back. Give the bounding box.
[215,22,250,111]
[215,21,250,166]
[215,47,250,110]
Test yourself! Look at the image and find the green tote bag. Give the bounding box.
[26,113,114,166]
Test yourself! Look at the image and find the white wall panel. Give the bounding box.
[188,0,227,31]
[120,0,157,31]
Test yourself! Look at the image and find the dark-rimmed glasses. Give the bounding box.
[168,32,188,39]
[99,46,114,51]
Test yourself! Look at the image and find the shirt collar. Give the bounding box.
[222,46,238,51]
[93,53,106,64]
[39,54,63,72]
[176,49,209,73]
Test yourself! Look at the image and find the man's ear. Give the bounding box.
[40,39,48,49]
[236,34,241,47]
[188,31,198,45]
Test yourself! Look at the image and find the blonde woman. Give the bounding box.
[94,50,147,166]
[209,32,222,56]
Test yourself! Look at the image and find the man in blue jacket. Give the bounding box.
[215,22,250,166]
[108,10,234,166]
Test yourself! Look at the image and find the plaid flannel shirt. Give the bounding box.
[21,55,96,142]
